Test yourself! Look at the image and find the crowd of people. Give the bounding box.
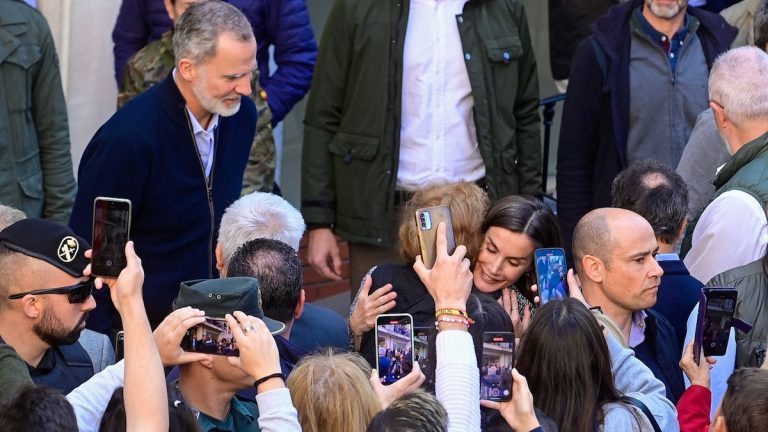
[3,0,768,431]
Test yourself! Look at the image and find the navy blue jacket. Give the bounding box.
[653,258,703,351]
[111,0,317,125]
[291,303,349,353]
[633,309,686,404]
[556,0,735,258]
[69,74,256,331]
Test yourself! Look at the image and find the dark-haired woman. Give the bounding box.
[510,298,678,432]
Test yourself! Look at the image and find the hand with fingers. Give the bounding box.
[413,222,473,312]
[154,307,212,366]
[501,288,533,338]
[307,228,343,280]
[84,241,145,316]
[480,368,540,432]
[350,275,396,349]
[679,341,716,389]
[226,312,284,393]
[566,269,588,307]
[369,361,426,409]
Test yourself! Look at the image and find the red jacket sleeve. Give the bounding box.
[677,385,711,432]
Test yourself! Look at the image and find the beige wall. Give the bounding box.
[40,0,122,172]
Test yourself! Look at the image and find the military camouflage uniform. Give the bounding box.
[118,30,276,194]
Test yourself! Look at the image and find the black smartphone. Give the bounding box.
[180,317,240,357]
[413,326,431,371]
[375,314,414,386]
[415,206,456,269]
[534,248,568,305]
[694,287,737,365]
[91,197,132,278]
[115,330,125,362]
[480,332,515,402]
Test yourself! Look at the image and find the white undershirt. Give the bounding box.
[398,0,485,190]
[684,189,768,284]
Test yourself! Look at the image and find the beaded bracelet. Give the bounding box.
[435,316,471,329]
[436,313,475,325]
[435,308,469,319]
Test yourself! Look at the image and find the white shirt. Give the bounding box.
[398,0,485,190]
[436,330,480,432]
[186,106,219,180]
[683,190,768,284]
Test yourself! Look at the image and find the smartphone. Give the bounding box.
[415,205,456,269]
[180,317,240,357]
[91,197,132,278]
[413,326,431,371]
[480,332,515,401]
[694,287,737,365]
[534,248,569,305]
[115,330,125,362]
[375,314,414,386]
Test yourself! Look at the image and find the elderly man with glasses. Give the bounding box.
[0,218,108,393]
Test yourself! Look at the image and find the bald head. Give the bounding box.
[573,208,654,274]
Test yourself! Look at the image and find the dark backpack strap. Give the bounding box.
[621,396,662,432]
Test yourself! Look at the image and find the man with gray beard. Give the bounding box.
[69,1,258,334]
[557,0,735,261]
[0,218,100,393]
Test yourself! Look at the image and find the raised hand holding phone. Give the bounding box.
[413,222,472,311]
[480,368,540,431]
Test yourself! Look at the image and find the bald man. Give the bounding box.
[573,208,684,403]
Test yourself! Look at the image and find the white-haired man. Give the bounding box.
[681,46,768,283]
[680,45,768,416]
[216,192,348,352]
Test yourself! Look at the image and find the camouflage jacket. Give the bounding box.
[118,30,276,193]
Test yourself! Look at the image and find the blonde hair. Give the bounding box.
[287,350,381,432]
[398,182,489,264]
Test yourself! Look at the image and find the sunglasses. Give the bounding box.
[7,279,95,304]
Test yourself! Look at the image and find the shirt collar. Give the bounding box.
[171,68,220,134]
[628,309,648,348]
[634,6,690,47]
[655,253,680,262]
[196,396,257,432]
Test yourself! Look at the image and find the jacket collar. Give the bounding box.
[591,0,734,57]
[154,72,192,129]
[714,131,768,188]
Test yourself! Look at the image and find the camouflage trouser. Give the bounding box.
[241,86,277,195]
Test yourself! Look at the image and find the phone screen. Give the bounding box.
[534,248,568,305]
[413,327,430,371]
[92,197,131,277]
[180,317,241,357]
[376,314,414,386]
[702,291,737,357]
[480,332,515,401]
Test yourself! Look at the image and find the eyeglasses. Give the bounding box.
[8,279,95,304]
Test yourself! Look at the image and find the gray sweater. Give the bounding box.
[602,335,680,431]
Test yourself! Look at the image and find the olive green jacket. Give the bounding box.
[302,0,541,246]
[0,0,76,224]
[707,258,768,368]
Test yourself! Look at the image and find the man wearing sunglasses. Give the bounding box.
[0,218,103,393]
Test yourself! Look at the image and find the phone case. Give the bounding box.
[415,206,456,269]
[91,197,132,278]
[694,287,738,364]
[375,314,414,386]
[480,332,515,402]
